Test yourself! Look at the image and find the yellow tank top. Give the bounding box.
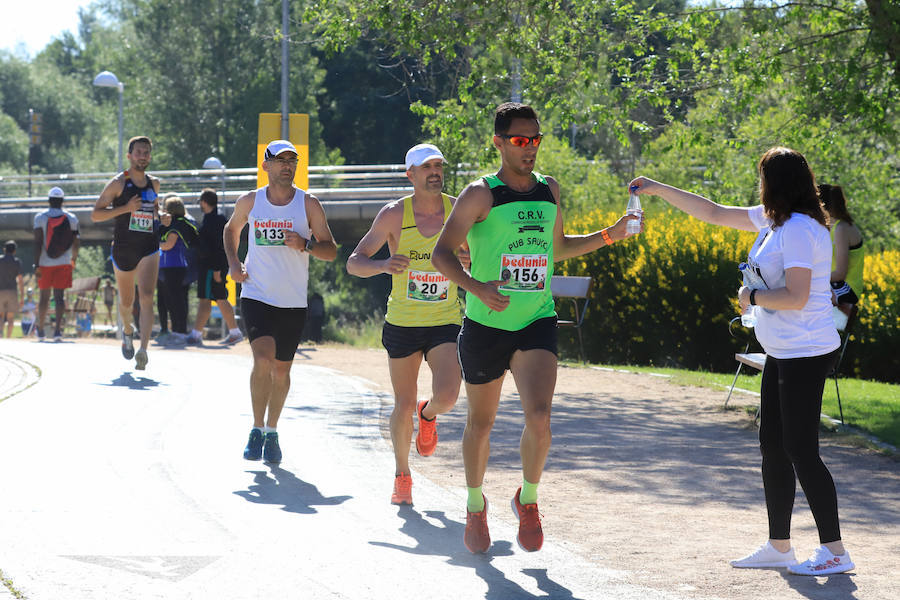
[830,219,864,295]
[385,194,462,327]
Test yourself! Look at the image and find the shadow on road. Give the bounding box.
[370,506,585,600]
[233,465,352,514]
[467,390,900,528]
[780,570,858,599]
[97,372,164,391]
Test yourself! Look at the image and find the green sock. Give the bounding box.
[519,479,538,505]
[466,486,485,512]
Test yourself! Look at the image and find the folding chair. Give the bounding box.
[724,305,858,424]
[550,275,592,363]
[724,317,764,409]
[829,304,859,424]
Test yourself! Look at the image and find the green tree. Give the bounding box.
[86,0,334,169]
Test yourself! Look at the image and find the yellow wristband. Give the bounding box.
[601,228,613,246]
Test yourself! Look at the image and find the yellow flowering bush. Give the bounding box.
[557,209,900,383]
[850,251,900,382]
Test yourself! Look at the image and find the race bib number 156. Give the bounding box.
[498,253,548,292]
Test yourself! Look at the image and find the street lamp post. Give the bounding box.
[93,70,125,172]
[203,156,226,196]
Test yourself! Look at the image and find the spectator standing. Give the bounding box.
[33,187,80,341]
[818,184,864,307]
[187,188,243,345]
[0,240,24,338]
[158,196,199,345]
[631,147,854,576]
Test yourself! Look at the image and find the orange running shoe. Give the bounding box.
[511,487,543,551]
[464,495,491,553]
[415,400,438,457]
[391,473,413,505]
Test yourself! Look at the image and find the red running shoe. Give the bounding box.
[511,487,543,551]
[464,496,490,553]
[391,473,413,505]
[415,400,438,457]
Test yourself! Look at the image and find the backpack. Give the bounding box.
[45,214,75,258]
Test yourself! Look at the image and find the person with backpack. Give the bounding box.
[33,186,80,341]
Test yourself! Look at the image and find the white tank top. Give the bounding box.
[240,186,311,308]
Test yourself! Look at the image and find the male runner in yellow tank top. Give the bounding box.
[347,143,468,506]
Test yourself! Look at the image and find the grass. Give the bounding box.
[573,361,900,451]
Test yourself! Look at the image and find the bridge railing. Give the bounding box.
[0,165,415,206]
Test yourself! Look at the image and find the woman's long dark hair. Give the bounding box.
[818,183,854,225]
[757,147,827,228]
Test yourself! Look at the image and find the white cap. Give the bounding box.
[48,186,65,199]
[405,143,446,170]
[264,139,298,160]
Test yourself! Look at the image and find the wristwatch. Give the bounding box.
[749,289,758,306]
[304,238,314,252]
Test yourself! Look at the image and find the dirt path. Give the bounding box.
[95,338,900,599]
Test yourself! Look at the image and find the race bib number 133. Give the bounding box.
[254,218,294,246]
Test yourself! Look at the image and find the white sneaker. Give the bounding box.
[730,542,798,568]
[788,545,854,575]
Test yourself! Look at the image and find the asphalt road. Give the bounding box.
[0,340,700,600]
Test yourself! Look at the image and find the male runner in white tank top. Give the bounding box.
[224,140,337,464]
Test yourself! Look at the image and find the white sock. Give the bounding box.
[229,328,242,337]
[189,329,202,339]
[262,426,276,435]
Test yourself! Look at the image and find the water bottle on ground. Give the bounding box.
[626,189,642,235]
[739,262,759,327]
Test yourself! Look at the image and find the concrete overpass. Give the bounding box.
[0,165,418,263]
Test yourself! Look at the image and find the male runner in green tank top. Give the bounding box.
[433,102,641,554]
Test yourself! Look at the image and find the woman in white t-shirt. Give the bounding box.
[629,147,853,576]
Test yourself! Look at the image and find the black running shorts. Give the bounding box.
[381,322,461,359]
[240,297,307,361]
[111,238,160,272]
[197,265,229,300]
[457,316,558,384]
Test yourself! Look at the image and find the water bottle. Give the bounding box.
[626,190,642,235]
[738,262,758,327]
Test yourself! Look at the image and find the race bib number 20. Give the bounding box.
[499,253,548,292]
[407,270,451,302]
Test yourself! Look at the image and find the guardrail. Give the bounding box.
[0,164,414,206]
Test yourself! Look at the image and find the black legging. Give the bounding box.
[158,267,189,334]
[759,349,841,543]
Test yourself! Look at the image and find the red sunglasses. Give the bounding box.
[500,133,543,147]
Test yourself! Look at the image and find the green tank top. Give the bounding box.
[465,173,557,331]
[830,219,864,295]
[385,194,462,327]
